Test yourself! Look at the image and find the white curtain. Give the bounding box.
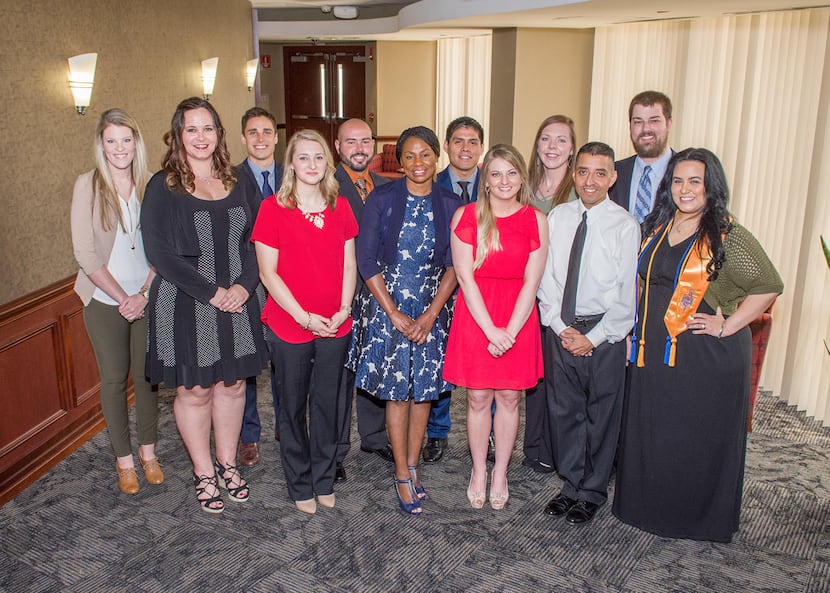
[589,9,830,425]
[436,34,492,167]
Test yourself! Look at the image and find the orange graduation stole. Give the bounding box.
[633,218,711,367]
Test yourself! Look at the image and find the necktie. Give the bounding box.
[634,165,652,224]
[261,170,274,198]
[561,211,588,327]
[355,177,368,201]
[458,181,470,203]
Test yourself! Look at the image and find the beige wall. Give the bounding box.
[376,41,437,137]
[0,0,254,305]
[489,28,594,159]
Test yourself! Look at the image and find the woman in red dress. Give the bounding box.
[444,144,548,509]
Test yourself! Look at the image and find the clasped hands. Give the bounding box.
[210,284,250,314]
[389,309,437,345]
[560,326,593,357]
[118,293,147,322]
[485,327,515,358]
[305,309,350,338]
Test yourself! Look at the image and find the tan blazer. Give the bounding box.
[70,170,117,305]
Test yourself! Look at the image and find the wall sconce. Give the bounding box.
[67,53,98,115]
[201,57,219,100]
[246,59,259,91]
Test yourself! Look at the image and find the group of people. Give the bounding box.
[70,90,782,543]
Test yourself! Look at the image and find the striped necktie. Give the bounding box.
[634,165,652,224]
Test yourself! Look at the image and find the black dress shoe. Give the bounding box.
[422,438,447,463]
[361,444,394,463]
[334,462,347,483]
[522,457,555,474]
[487,434,496,464]
[544,492,578,516]
[565,501,600,525]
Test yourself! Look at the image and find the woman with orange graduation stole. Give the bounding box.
[612,148,783,543]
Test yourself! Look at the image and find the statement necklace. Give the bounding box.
[300,205,326,229]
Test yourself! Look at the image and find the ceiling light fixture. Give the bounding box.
[333,5,358,19]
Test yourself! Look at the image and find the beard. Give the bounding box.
[341,152,370,172]
[633,133,668,159]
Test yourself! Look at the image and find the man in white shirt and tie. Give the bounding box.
[538,142,640,525]
[609,91,674,224]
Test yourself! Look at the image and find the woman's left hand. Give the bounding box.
[118,293,147,322]
[319,309,350,337]
[217,284,249,313]
[688,306,725,336]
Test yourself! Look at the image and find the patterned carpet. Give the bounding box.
[1,384,828,593]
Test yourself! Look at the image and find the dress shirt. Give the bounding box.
[537,196,640,347]
[342,166,375,197]
[626,149,672,218]
[246,158,279,197]
[447,167,479,200]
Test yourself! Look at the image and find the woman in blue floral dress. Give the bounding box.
[349,126,462,514]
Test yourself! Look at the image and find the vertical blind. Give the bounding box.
[589,9,830,425]
[436,34,492,168]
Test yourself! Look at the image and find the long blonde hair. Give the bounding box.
[277,129,339,209]
[528,114,576,208]
[92,108,149,232]
[474,144,531,270]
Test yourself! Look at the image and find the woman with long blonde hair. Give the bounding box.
[253,129,358,514]
[444,144,548,509]
[70,108,161,495]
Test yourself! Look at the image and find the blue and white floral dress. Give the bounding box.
[348,192,453,402]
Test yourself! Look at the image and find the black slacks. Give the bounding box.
[267,329,350,501]
[547,329,626,505]
[335,369,388,461]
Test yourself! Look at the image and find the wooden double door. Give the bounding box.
[283,45,367,151]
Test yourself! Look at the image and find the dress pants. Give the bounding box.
[241,364,279,444]
[522,325,554,466]
[267,329,349,501]
[426,390,452,439]
[548,330,626,506]
[335,367,388,461]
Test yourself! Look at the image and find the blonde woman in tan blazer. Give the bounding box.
[70,108,162,495]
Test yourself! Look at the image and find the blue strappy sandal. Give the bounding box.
[394,477,422,515]
[408,465,427,501]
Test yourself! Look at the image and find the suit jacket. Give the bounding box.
[609,150,675,211]
[235,159,284,201]
[437,165,480,203]
[335,164,390,292]
[334,163,389,225]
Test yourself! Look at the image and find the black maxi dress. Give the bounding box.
[612,234,751,543]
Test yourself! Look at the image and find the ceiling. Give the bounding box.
[252,0,830,41]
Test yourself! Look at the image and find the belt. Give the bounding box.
[569,313,604,332]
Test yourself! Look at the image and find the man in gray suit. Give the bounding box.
[333,118,393,482]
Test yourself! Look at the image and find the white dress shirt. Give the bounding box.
[537,196,641,346]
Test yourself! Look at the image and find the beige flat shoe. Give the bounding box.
[116,463,139,494]
[139,455,164,485]
[295,498,317,514]
[317,493,336,508]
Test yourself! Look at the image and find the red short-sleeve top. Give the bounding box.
[252,195,358,343]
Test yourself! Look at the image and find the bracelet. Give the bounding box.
[302,311,312,330]
[139,286,150,299]
[718,322,725,339]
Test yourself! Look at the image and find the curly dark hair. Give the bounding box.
[642,147,733,280]
[161,97,236,193]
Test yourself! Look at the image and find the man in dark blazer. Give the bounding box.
[333,118,394,482]
[235,107,283,467]
[424,116,485,464]
[609,91,674,224]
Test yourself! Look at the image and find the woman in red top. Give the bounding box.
[252,129,358,514]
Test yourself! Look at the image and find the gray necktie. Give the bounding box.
[458,181,470,203]
[561,211,588,327]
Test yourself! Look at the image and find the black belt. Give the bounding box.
[569,313,604,332]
